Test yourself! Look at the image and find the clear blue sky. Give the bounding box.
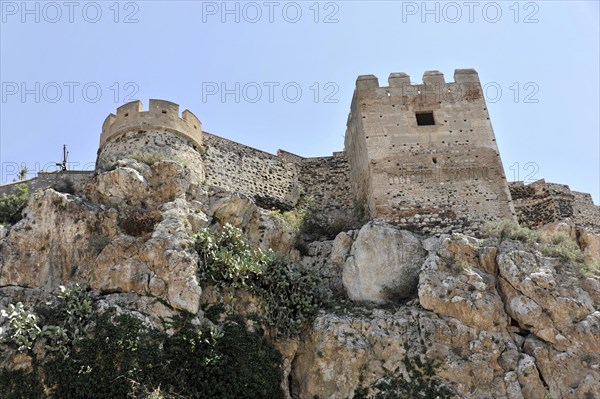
[1,1,599,203]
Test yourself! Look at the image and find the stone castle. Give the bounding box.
[2,68,599,234]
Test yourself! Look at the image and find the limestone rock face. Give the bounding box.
[86,160,191,208]
[579,230,600,259]
[293,307,529,399]
[148,160,192,203]
[418,238,508,332]
[0,189,119,289]
[1,169,599,399]
[88,166,149,208]
[1,165,205,314]
[294,232,599,399]
[207,191,298,258]
[342,223,425,303]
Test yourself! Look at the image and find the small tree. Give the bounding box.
[18,166,28,181]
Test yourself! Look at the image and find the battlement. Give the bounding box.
[355,68,480,90]
[353,69,484,107]
[99,99,202,149]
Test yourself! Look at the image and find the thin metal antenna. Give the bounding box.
[55,144,68,171]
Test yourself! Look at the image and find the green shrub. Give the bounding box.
[0,302,41,352]
[539,232,600,277]
[270,196,352,240]
[269,196,315,233]
[353,355,456,399]
[194,223,274,289]
[254,262,329,338]
[0,184,29,225]
[1,284,94,357]
[44,311,161,399]
[481,221,599,276]
[193,224,328,338]
[482,220,541,243]
[579,258,600,277]
[0,368,44,399]
[51,284,93,351]
[1,300,285,398]
[540,234,585,264]
[172,315,284,399]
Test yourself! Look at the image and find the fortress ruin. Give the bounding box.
[2,68,598,235]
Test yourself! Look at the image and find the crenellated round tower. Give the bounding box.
[97,99,204,182]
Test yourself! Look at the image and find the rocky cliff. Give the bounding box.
[0,160,598,398]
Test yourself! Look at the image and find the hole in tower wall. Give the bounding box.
[416,111,435,126]
[162,110,167,114]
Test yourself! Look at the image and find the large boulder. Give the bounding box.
[342,223,425,303]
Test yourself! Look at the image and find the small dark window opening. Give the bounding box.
[162,110,167,114]
[416,111,435,126]
[432,157,437,164]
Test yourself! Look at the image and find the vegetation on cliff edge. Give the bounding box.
[193,223,329,339]
[0,284,284,399]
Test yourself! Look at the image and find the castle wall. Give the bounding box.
[298,152,354,218]
[203,133,300,210]
[344,69,515,235]
[344,100,374,213]
[573,192,600,233]
[510,180,600,232]
[203,134,355,218]
[0,171,93,198]
[4,88,596,237]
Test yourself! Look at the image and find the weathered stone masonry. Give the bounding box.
[510,180,600,233]
[344,69,516,235]
[203,133,300,210]
[203,133,354,216]
[97,99,205,184]
[2,69,598,235]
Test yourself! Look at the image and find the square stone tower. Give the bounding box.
[344,69,515,235]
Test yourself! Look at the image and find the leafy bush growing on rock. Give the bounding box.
[482,220,541,243]
[193,223,328,338]
[353,355,456,399]
[0,184,29,225]
[194,223,274,288]
[0,302,41,352]
[1,284,93,357]
[0,294,285,398]
[253,261,330,338]
[270,195,354,241]
[483,220,599,277]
